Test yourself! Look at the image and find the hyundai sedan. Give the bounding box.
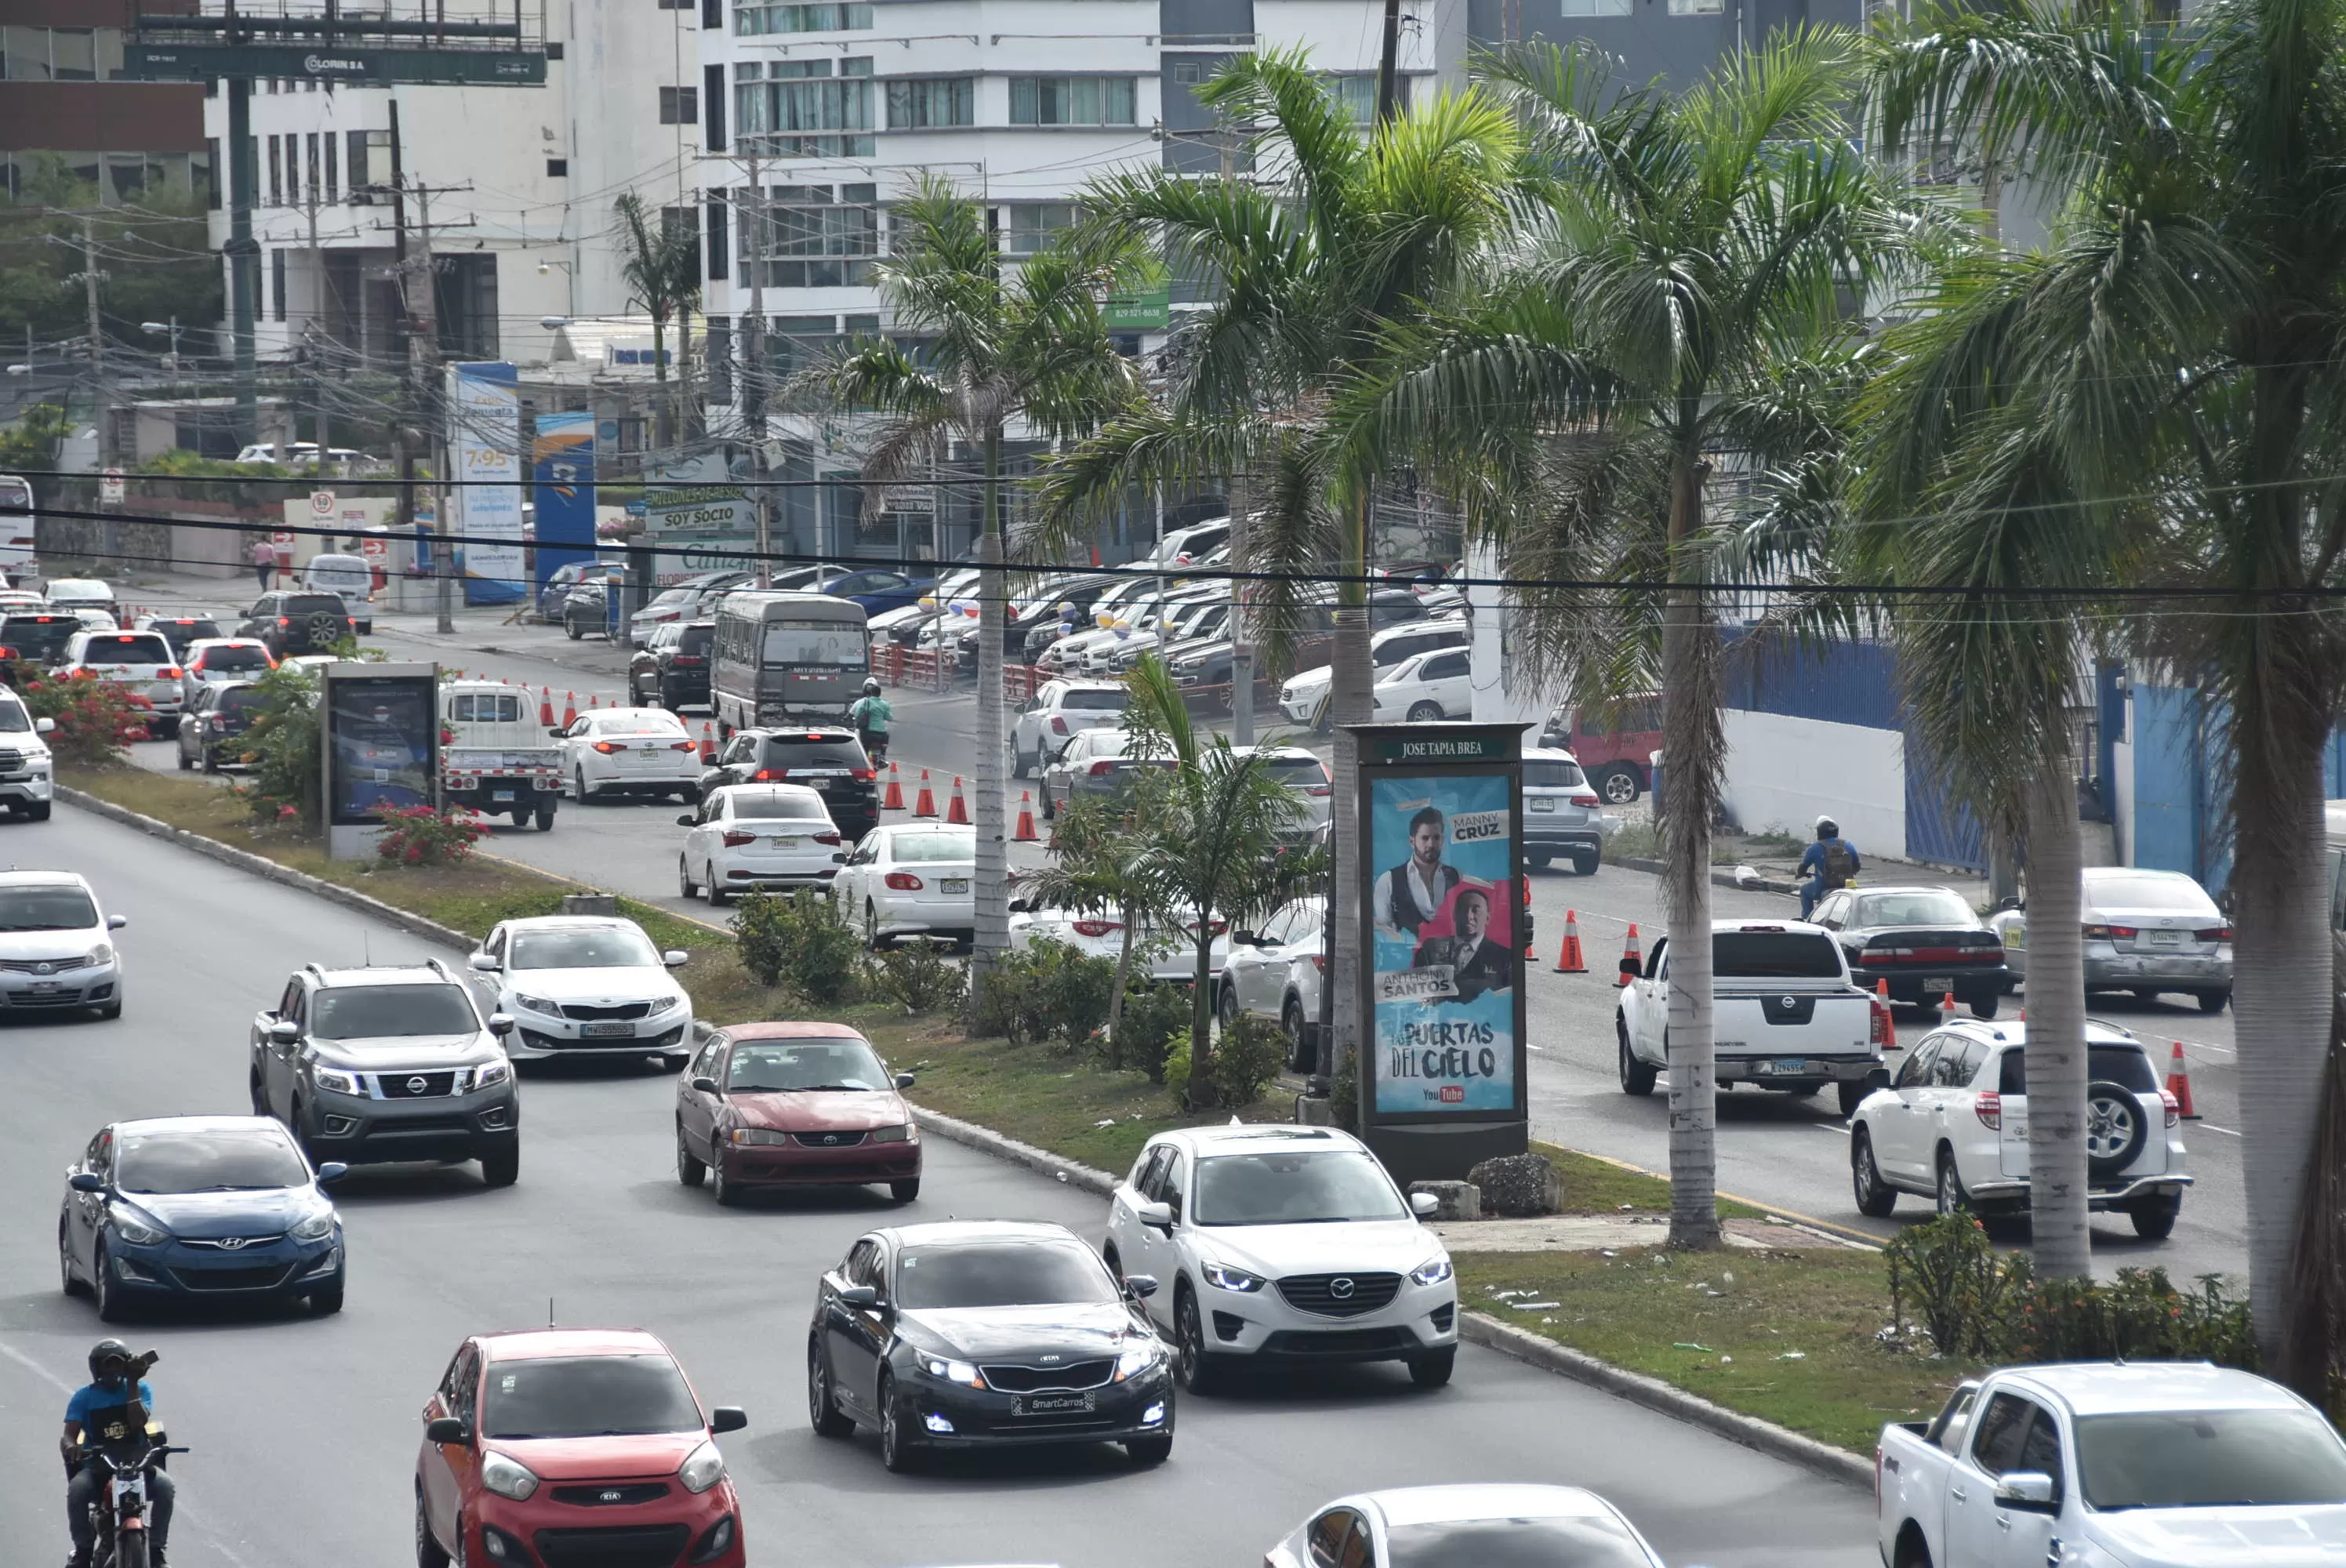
[1267,1486,1665,1568]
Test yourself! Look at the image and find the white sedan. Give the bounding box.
[1267,1486,1665,1568]
[467,914,693,1066]
[676,782,844,906]
[555,706,703,802]
[830,822,976,946]
[1009,903,1231,982]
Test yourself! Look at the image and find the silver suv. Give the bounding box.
[1523,747,1607,874]
[249,960,521,1186]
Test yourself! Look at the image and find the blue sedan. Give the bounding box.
[819,568,936,615]
[60,1115,347,1320]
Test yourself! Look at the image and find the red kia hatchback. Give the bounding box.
[416,1328,747,1568]
[673,1022,922,1205]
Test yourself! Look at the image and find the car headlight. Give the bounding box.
[1410,1257,1454,1287]
[80,944,113,968]
[311,1067,361,1095]
[290,1209,336,1243]
[645,993,682,1016]
[677,1439,726,1495]
[920,1356,984,1388]
[107,1207,169,1247]
[727,1127,789,1145]
[513,994,560,1015]
[1201,1261,1266,1293]
[1114,1341,1163,1381]
[472,1059,511,1090]
[870,1123,914,1143]
[480,1450,539,1501]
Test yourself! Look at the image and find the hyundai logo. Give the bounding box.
[407,1076,430,1094]
[215,1236,250,1250]
[1330,1276,1356,1299]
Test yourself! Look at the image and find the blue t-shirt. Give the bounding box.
[67,1380,155,1446]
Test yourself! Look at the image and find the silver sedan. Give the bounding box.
[1988,866,2232,1012]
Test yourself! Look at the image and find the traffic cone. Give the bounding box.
[946,776,971,825]
[913,770,938,817]
[538,687,554,727]
[1553,909,1586,973]
[561,691,577,726]
[2165,1041,2199,1119]
[1520,880,1538,964]
[1618,922,1642,986]
[882,763,905,810]
[1940,989,1958,1017]
[1014,791,1039,840]
[698,720,717,764]
[589,693,601,709]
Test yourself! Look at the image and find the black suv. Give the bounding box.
[237,592,355,658]
[178,680,264,773]
[249,959,521,1185]
[137,615,224,659]
[0,612,83,668]
[699,728,879,837]
[629,620,715,708]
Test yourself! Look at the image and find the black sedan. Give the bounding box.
[806,1220,1174,1472]
[1808,884,2010,1017]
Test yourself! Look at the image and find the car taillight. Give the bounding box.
[2160,1088,2181,1127]
[1051,716,1069,734]
[674,655,704,665]
[1975,1090,2002,1131]
[885,871,924,891]
[852,768,875,782]
[812,830,841,845]
[159,666,181,679]
[1070,918,1122,937]
[1309,954,1327,973]
[1870,998,1894,1051]
[751,768,786,781]
[721,829,757,847]
[2083,924,2138,940]
[2196,926,2232,942]
[670,739,698,751]
[277,616,290,627]
[1307,784,1332,797]
[1571,793,1600,807]
[1090,760,1117,775]
[591,741,620,754]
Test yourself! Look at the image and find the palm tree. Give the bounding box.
[1034,49,1523,1098]
[1017,792,1178,1051]
[612,193,702,448]
[1344,32,1943,1247]
[1868,0,2346,1386]
[798,181,1148,1009]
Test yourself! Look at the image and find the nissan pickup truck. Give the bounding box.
[440,681,561,830]
[1876,1362,2346,1568]
[1616,919,1891,1117]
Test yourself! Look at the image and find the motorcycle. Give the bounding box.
[859,728,890,766]
[83,1439,184,1568]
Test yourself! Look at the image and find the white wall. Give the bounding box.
[2112,719,2136,869]
[1465,542,1556,731]
[1720,710,1905,854]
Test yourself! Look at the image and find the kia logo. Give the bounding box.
[1330,1277,1356,1299]
[215,1237,250,1250]
[407,1076,430,1094]
[599,1490,623,1503]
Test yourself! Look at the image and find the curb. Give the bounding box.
[1458,1312,1874,1489]
[906,1102,1120,1197]
[56,785,477,954]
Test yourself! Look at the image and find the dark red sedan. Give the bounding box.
[674,1023,922,1205]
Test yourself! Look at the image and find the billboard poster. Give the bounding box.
[532,411,596,591]
[448,361,525,604]
[1367,771,1521,1116]
[325,672,438,826]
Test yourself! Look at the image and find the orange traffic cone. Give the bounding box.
[589,693,601,709]
[561,691,577,726]
[699,720,717,764]
[538,687,554,726]
[1521,880,1538,964]
[913,770,938,818]
[1553,909,1586,973]
[2165,1041,2199,1119]
[882,763,905,811]
[1014,791,1039,841]
[1618,922,1642,986]
[1940,989,1958,1017]
[946,776,971,825]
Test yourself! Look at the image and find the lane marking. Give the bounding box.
[2195,1123,2242,1137]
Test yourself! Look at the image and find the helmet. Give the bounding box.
[88,1340,134,1383]
[1815,815,1839,838]
[862,678,881,695]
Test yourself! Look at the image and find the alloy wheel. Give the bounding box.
[2084,1097,2139,1162]
[1601,769,1640,805]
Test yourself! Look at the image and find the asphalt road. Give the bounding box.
[0,805,1881,1568]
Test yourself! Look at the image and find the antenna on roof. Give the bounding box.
[363,931,372,967]
[549,1298,556,1329]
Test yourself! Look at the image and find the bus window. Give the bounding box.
[761,619,866,669]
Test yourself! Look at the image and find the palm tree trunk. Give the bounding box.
[1108,908,1138,1060]
[1229,473,1254,746]
[1662,452,1722,1250]
[2021,758,2090,1282]
[970,427,1009,1017]
[1325,491,1375,1101]
[1188,917,1216,1111]
[651,318,671,450]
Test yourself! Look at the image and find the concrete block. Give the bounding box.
[1468,1152,1562,1217]
[1410,1179,1483,1221]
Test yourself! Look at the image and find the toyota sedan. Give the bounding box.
[674,1024,921,1204]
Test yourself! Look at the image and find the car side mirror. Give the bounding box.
[424,1416,470,1446]
[837,1284,880,1309]
[675,813,697,827]
[69,1171,104,1193]
[106,914,127,930]
[894,1072,916,1090]
[1135,1199,1175,1232]
[1866,1066,1893,1090]
[708,1406,748,1435]
[315,1161,348,1184]
[663,950,689,967]
[1231,931,1259,947]
[487,1014,514,1036]
[469,952,501,973]
[34,716,53,734]
[1995,1472,2059,1512]
[691,1076,722,1094]
[268,1019,301,1044]
[1410,1191,1440,1218]
[1123,1272,1160,1300]
[549,724,567,736]
[1618,955,1642,985]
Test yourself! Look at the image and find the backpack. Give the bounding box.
[1821,840,1855,888]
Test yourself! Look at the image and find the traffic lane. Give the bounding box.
[0,806,1886,1568]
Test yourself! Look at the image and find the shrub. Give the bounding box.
[1211,1013,1285,1109]
[1885,1213,2032,1359]
[973,940,1116,1049]
[237,665,325,830]
[1330,1047,1360,1133]
[1163,1029,1193,1109]
[372,803,485,866]
[732,889,865,1004]
[1111,982,1188,1081]
[875,938,967,1017]
[20,671,149,767]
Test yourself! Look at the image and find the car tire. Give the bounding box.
[202,746,219,775]
[310,1283,345,1315]
[711,1158,739,1207]
[1528,852,1552,870]
[60,1218,86,1297]
[1216,982,1240,1033]
[93,1239,126,1323]
[1851,1127,1898,1217]
[878,1373,921,1472]
[416,1488,450,1568]
[1407,1346,1457,1388]
[1282,997,1310,1071]
[676,1123,706,1188]
[661,1052,689,1073]
[565,619,584,641]
[1174,1285,1224,1396]
[2195,988,2230,1014]
[1596,766,1642,805]
[2084,1080,2150,1178]
[1571,851,1600,876]
[1125,1435,1174,1466]
[1406,700,1444,723]
[96,996,122,1020]
[479,1145,519,1189]
[1040,785,1056,820]
[249,1069,270,1117]
[573,766,598,803]
[890,1178,921,1203]
[1011,745,1031,780]
[1934,1147,1971,1218]
[678,857,697,898]
[808,1339,855,1438]
[534,802,555,831]
[1838,1079,1868,1120]
[23,799,49,821]
[704,873,728,908]
[2130,1197,2181,1240]
[1618,1023,1658,1096]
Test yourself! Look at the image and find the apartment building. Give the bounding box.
[0,0,207,200]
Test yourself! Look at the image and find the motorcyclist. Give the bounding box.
[848,677,894,764]
[1798,815,1861,919]
[63,1339,172,1568]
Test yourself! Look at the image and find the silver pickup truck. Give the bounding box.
[1614,919,1890,1117]
[1877,1362,2346,1568]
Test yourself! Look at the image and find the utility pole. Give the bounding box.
[74,214,119,568]
[1374,0,1404,127]
[740,145,772,589]
[227,72,260,445]
[405,180,453,634]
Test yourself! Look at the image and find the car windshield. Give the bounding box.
[312,983,479,1038]
[2075,1408,2346,1510]
[199,644,271,671]
[220,688,266,714]
[0,701,28,732]
[893,832,975,863]
[481,1354,703,1440]
[510,927,659,970]
[726,1038,888,1091]
[114,1127,308,1193]
[152,620,221,651]
[648,589,692,608]
[1712,931,1844,978]
[1193,1150,1411,1225]
[0,886,97,930]
[1061,690,1128,712]
[1,619,76,656]
[1854,891,1977,927]
[1523,760,1587,789]
[895,1240,1120,1309]
[2086,873,2213,913]
[679,626,714,653]
[1384,1515,1652,1568]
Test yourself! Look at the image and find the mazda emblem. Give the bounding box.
[1330,1276,1356,1299]
[216,1236,249,1250]
[407,1076,430,1094]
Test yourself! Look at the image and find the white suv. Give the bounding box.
[1104,1125,1458,1393]
[1010,680,1131,777]
[1217,895,1327,1069]
[1848,1018,2189,1238]
[60,629,186,735]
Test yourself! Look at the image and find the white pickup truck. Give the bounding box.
[1615,919,1890,1117]
[440,681,561,830]
[1877,1362,2346,1568]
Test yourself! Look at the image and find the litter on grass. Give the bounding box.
[1775,1352,1807,1361]
[1672,1343,1713,1352]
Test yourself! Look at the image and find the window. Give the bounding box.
[659,84,699,124]
[736,2,872,32]
[271,248,287,321]
[705,197,729,281]
[1563,0,1635,12]
[738,57,874,157]
[1005,202,1076,254]
[1323,74,1378,124]
[547,157,568,176]
[305,133,320,204]
[347,128,388,191]
[323,131,338,201]
[1010,75,1136,125]
[886,77,973,129]
[267,135,281,205]
[1669,0,1724,13]
[746,184,879,288]
[659,0,690,8]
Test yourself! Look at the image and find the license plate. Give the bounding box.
[1530,797,1556,811]
[2148,930,2181,946]
[1763,1058,1808,1075]
[30,982,63,993]
[811,779,833,790]
[770,837,800,848]
[492,789,515,802]
[942,879,968,895]
[1923,977,1952,993]
[579,1021,637,1039]
[1015,1393,1095,1416]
